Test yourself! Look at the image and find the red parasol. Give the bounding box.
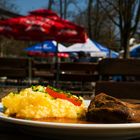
[0,9,87,43]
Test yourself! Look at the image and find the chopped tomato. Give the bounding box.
[45,86,82,106]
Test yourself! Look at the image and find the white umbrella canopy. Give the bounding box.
[61,38,119,58]
[60,38,106,57]
[53,41,68,52]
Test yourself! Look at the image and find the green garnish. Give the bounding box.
[32,85,45,92]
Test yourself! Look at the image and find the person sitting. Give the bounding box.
[75,52,90,62]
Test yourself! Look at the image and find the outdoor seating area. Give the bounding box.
[1,57,140,99]
[0,57,99,97]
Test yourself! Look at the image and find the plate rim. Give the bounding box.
[1,102,140,130]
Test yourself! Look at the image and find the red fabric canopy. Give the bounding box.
[0,9,87,43]
[27,51,69,58]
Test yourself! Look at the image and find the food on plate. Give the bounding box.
[86,93,140,123]
[2,85,86,119]
[2,85,140,124]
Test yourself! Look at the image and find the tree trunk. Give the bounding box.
[88,0,93,38]
[48,0,53,10]
[60,0,63,18]
[120,0,132,58]
[121,34,130,58]
[64,0,67,19]
[93,0,99,40]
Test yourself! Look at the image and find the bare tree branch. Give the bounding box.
[98,0,120,26]
[130,0,140,36]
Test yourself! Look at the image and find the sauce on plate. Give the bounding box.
[32,117,92,124]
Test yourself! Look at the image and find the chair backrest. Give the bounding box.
[95,81,140,99]
[98,58,140,76]
[95,58,140,99]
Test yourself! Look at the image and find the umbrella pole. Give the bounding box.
[55,42,60,87]
[28,57,32,85]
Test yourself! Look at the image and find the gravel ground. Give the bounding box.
[0,86,25,101]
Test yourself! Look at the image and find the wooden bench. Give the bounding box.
[95,58,140,99]
[59,62,98,81]
[57,62,99,96]
[0,57,30,88]
[32,61,55,85]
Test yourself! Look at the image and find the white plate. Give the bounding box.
[1,101,140,140]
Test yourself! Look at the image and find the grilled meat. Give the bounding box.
[86,93,140,123]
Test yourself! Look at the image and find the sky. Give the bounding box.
[11,0,86,16]
[12,0,49,15]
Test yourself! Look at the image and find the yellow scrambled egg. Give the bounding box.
[2,87,86,119]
